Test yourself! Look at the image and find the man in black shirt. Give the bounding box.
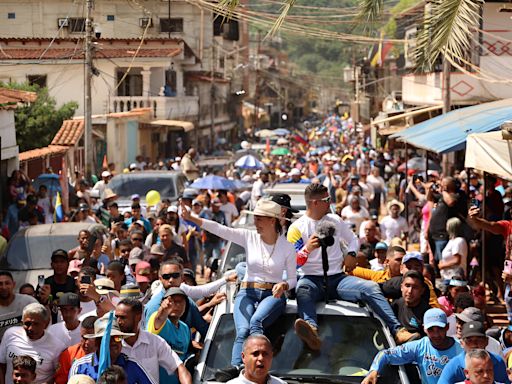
[18,195,44,226]
[428,176,467,262]
[392,270,431,336]
[39,249,77,323]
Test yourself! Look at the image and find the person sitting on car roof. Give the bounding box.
[181,199,296,382]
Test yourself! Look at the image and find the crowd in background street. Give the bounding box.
[0,114,512,384]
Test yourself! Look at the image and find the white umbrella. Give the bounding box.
[277,138,289,145]
[235,154,264,169]
[255,129,277,138]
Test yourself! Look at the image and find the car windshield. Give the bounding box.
[0,228,81,270]
[203,313,401,384]
[223,242,246,272]
[109,174,183,199]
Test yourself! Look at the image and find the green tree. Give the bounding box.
[2,82,78,152]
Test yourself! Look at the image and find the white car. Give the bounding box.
[193,283,412,384]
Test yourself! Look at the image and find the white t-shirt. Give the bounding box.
[287,213,360,276]
[0,326,66,384]
[440,237,468,281]
[0,294,38,341]
[78,300,97,321]
[380,215,408,244]
[340,206,369,233]
[369,258,385,271]
[250,179,265,207]
[220,202,239,226]
[48,321,81,348]
[37,197,53,224]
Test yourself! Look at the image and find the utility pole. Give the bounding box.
[210,41,215,153]
[442,55,452,174]
[84,0,94,180]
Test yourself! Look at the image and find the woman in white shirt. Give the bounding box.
[439,217,468,283]
[181,199,296,377]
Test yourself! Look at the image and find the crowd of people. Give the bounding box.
[0,114,512,384]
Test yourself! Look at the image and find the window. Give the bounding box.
[7,13,15,19]
[160,18,183,33]
[116,71,142,97]
[27,75,47,89]
[107,15,115,21]
[69,17,86,33]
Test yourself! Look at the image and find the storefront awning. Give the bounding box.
[150,120,194,132]
[390,98,512,154]
[465,131,512,180]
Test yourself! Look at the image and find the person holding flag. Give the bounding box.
[69,312,154,384]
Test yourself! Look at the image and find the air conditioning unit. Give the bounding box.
[139,17,153,28]
[57,18,69,28]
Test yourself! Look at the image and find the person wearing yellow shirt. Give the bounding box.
[351,247,440,308]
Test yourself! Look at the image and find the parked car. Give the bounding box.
[194,284,411,384]
[0,222,101,287]
[108,171,187,211]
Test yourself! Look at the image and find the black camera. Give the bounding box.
[318,234,334,247]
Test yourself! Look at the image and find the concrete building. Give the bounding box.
[0,0,248,166]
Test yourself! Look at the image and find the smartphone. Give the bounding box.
[471,198,481,208]
[37,274,45,287]
[81,275,91,284]
[505,260,512,275]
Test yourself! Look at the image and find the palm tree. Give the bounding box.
[219,0,483,71]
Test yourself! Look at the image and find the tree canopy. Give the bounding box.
[1,82,78,152]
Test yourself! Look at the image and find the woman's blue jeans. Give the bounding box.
[231,287,286,366]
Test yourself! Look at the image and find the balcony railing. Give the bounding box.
[111,96,199,120]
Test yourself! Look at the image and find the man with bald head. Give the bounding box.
[226,335,286,384]
[180,148,199,182]
[460,349,495,384]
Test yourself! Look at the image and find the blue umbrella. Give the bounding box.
[273,128,290,136]
[33,174,61,195]
[189,175,237,191]
[235,155,264,169]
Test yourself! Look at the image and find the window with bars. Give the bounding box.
[160,18,183,33]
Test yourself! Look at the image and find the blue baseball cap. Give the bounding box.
[375,242,388,251]
[402,251,423,265]
[423,308,447,329]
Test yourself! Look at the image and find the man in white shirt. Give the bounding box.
[0,272,37,341]
[92,171,111,200]
[114,297,192,384]
[250,170,270,208]
[0,303,67,384]
[226,335,286,384]
[380,199,408,244]
[287,183,419,351]
[49,293,82,348]
[218,191,239,226]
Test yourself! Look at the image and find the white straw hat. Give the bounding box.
[245,200,282,219]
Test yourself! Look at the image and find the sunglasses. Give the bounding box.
[161,272,181,280]
[110,335,123,343]
[310,196,331,203]
[131,238,143,241]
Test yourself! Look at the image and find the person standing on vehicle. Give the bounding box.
[226,335,287,384]
[362,308,463,384]
[0,272,37,341]
[181,199,296,381]
[287,183,419,352]
[180,148,200,182]
[250,170,270,209]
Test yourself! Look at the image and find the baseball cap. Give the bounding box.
[192,199,202,206]
[167,205,179,213]
[135,261,151,283]
[58,292,80,307]
[212,198,222,206]
[455,307,484,323]
[101,171,111,178]
[462,321,486,338]
[68,375,95,384]
[51,249,69,262]
[68,259,83,274]
[288,168,301,177]
[150,244,165,256]
[402,251,423,265]
[128,247,144,266]
[423,308,448,329]
[163,287,187,299]
[369,209,378,220]
[131,194,140,200]
[375,242,388,251]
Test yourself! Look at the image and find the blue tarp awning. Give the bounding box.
[390,98,512,154]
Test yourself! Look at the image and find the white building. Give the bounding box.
[0,0,248,163]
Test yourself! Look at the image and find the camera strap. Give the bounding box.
[321,245,329,303]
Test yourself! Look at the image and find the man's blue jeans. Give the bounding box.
[231,288,286,366]
[434,239,448,262]
[295,273,402,335]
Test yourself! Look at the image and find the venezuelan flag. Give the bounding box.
[54,192,64,223]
